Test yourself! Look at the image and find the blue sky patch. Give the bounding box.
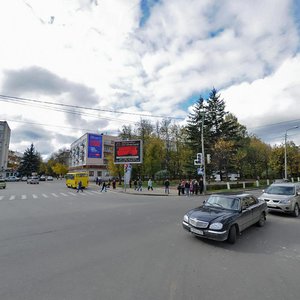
[139,0,160,27]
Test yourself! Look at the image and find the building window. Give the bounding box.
[89,171,94,176]
[97,171,102,177]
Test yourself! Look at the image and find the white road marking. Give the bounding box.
[91,191,101,194]
[0,196,4,200]
[21,194,27,199]
[51,193,58,197]
[85,191,94,195]
[68,192,77,196]
[42,194,48,198]
[9,195,16,200]
[32,194,38,199]
[60,193,69,197]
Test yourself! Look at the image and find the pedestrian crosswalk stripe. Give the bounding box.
[33,194,38,199]
[42,194,48,198]
[9,195,15,200]
[51,193,58,197]
[0,196,4,200]
[21,195,27,199]
[60,193,68,196]
[68,192,76,196]
[85,191,94,195]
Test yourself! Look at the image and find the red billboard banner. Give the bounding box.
[114,140,143,164]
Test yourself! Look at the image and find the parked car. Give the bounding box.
[46,176,53,181]
[39,175,46,181]
[182,193,267,244]
[21,176,28,181]
[27,176,39,184]
[0,178,6,189]
[258,182,300,217]
[6,176,20,182]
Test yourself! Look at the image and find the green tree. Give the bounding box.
[269,145,284,178]
[52,163,68,177]
[144,137,164,178]
[18,144,41,176]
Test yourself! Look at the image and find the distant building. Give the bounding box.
[0,121,11,177]
[69,133,118,180]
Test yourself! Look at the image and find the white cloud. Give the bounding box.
[1,0,300,156]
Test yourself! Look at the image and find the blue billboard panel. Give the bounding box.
[88,134,102,158]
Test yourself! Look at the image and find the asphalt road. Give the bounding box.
[0,181,300,300]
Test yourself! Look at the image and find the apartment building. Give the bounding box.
[69,133,118,180]
[0,121,11,177]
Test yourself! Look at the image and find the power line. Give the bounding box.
[0,94,184,120]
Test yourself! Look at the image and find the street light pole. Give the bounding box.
[284,126,298,180]
[201,111,206,194]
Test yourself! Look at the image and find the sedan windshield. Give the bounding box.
[266,186,294,195]
[204,195,240,210]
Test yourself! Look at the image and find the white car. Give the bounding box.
[6,176,20,182]
[46,176,54,181]
[27,176,39,184]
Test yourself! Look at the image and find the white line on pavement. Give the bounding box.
[9,195,15,201]
[32,194,38,199]
[60,193,68,197]
[51,193,58,197]
[0,196,4,200]
[42,194,48,198]
[84,191,94,195]
[21,195,27,199]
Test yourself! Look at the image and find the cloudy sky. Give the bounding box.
[1,0,300,159]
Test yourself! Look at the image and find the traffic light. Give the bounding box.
[207,154,211,164]
[196,153,203,164]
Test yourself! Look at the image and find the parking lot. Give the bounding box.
[0,181,300,300]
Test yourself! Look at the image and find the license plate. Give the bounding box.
[190,227,204,235]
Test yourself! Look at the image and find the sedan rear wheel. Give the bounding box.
[257,212,266,227]
[292,203,299,217]
[227,225,237,244]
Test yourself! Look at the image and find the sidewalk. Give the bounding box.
[89,183,205,197]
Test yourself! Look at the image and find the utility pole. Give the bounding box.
[284,126,298,180]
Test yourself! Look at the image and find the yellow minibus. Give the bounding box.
[65,172,89,189]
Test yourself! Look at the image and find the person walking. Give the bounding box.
[164,178,170,194]
[148,178,153,191]
[199,177,204,194]
[137,178,143,191]
[134,179,138,190]
[77,180,83,193]
[177,181,182,196]
[185,180,190,196]
[101,181,107,192]
[112,179,116,189]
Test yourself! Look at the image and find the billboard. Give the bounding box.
[88,134,103,158]
[114,140,143,164]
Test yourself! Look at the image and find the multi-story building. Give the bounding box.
[69,133,118,180]
[0,121,11,177]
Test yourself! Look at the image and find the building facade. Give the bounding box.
[69,133,118,180]
[0,121,11,177]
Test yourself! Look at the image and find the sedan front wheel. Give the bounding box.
[227,225,237,244]
[292,203,299,217]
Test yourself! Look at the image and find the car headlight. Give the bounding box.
[280,199,291,204]
[209,222,223,230]
[183,214,189,223]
